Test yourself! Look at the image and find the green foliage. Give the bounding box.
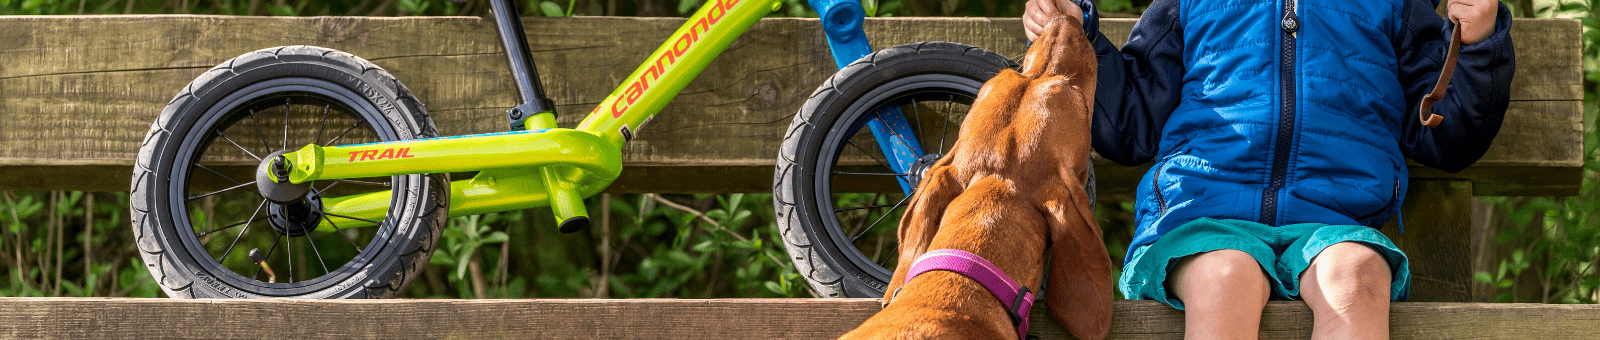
[1,191,158,298]
[1476,0,1600,304]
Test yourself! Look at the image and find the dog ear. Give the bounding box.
[883,165,962,305]
[1041,182,1113,340]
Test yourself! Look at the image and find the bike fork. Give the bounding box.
[811,0,926,195]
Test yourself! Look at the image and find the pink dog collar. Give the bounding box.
[903,249,1036,339]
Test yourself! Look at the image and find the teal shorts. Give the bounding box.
[1119,218,1410,310]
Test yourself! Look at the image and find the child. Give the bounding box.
[1023,0,1514,338]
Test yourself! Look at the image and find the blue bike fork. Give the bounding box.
[811,0,925,195]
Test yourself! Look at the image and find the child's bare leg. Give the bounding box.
[1299,242,1392,339]
[1169,249,1270,340]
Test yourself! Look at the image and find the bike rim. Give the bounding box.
[813,74,982,284]
[164,78,412,295]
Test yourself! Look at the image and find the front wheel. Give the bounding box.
[774,42,1014,298]
[131,46,448,298]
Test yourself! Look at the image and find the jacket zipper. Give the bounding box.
[1153,162,1168,216]
[1262,0,1298,226]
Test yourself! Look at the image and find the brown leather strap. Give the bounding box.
[1418,20,1463,128]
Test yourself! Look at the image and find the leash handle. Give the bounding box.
[1419,18,1463,128]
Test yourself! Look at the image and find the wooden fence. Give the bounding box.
[0,16,1586,304]
[1,298,1598,339]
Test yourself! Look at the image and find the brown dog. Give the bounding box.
[839,15,1111,340]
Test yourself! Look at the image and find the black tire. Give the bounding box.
[774,42,1017,298]
[131,46,448,298]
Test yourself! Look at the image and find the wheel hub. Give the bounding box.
[256,150,310,203]
[906,153,942,188]
[267,191,324,237]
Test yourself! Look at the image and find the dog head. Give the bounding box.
[883,15,1112,340]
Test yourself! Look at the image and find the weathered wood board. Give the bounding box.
[0,16,1584,195]
[1,298,1597,339]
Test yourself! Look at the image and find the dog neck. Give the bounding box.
[859,210,1050,338]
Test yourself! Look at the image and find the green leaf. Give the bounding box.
[1497,229,1522,244]
[482,231,510,244]
[59,281,85,297]
[764,281,785,294]
[539,1,565,17]
[692,240,716,253]
[1475,271,1495,284]
[677,0,701,15]
[455,252,473,279]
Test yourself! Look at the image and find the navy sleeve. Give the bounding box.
[1087,0,1185,166]
[1395,0,1515,173]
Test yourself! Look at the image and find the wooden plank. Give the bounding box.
[1,298,1598,339]
[0,16,1582,195]
[1383,180,1473,302]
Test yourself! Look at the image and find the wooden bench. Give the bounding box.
[0,16,1584,303]
[2,298,1598,338]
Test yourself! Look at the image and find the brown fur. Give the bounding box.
[838,16,1112,340]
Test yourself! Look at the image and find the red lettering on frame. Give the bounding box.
[349,148,420,162]
[607,0,736,119]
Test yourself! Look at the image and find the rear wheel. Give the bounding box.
[131,46,448,298]
[774,42,1011,298]
[776,42,1098,298]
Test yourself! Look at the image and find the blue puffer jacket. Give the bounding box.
[1076,0,1516,253]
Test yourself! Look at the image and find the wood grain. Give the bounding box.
[0,16,1583,195]
[0,298,1596,339]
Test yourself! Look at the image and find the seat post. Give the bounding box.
[489,0,558,130]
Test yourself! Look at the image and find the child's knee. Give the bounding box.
[1171,250,1270,301]
[1308,242,1392,284]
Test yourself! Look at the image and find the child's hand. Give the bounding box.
[1024,0,1083,41]
[1449,0,1499,45]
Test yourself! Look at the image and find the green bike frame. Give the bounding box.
[272,0,784,231]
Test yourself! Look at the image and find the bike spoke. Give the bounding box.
[844,193,881,238]
[187,181,257,201]
[845,140,897,173]
[325,212,382,225]
[940,95,953,154]
[194,164,244,186]
[283,98,291,151]
[336,179,390,187]
[319,179,344,194]
[321,214,364,253]
[305,231,331,275]
[250,109,273,153]
[286,232,294,283]
[831,171,907,177]
[214,130,262,161]
[325,121,364,146]
[910,99,925,144]
[316,105,329,146]
[197,215,268,238]
[872,111,923,158]
[851,194,914,242]
[834,203,904,213]
[219,200,268,264]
